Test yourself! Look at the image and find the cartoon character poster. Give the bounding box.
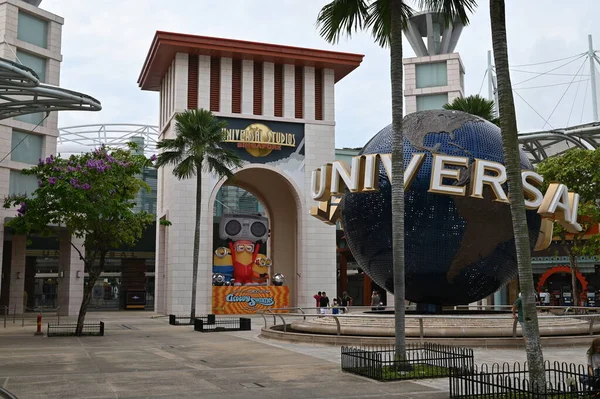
[212,213,288,313]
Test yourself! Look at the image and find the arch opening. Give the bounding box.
[208,165,302,310]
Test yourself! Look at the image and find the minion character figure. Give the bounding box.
[253,254,272,285]
[213,247,234,282]
[229,240,260,285]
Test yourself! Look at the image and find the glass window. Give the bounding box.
[9,170,38,196]
[16,50,46,82]
[14,112,46,126]
[11,130,43,164]
[416,62,448,89]
[17,12,48,48]
[416,93,449,111]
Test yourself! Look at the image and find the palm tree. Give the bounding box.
[156,109,243,320]
[317,0,475,357]
[489,0,546,389]
[443,94,500,125]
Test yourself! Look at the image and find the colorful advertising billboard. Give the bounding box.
[212,286,289,314]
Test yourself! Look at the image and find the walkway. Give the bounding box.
[0,312,592,398]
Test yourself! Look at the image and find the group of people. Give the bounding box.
[313,291,353,314]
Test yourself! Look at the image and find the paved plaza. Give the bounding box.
[0,311,592,398]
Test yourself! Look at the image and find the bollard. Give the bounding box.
[34,314,43,336]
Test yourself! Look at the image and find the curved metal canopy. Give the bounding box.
[518,122,600,165]
[57,124,159,156]
[0,57,101,120]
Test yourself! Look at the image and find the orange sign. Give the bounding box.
[212,286,289,314]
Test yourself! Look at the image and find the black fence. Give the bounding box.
[450,361,600,398]
[194,317,251,332]
[47,322,104,337]
[341,343,474,381]
[168,314,215,326]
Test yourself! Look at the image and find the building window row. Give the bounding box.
[17,11,48,49]
[11,130,43,164]
[14,49,48,125]
[415,62,447,89]
[9,170,38,196]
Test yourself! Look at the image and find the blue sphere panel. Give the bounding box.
[341,110,541,305]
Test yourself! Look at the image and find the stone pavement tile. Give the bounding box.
[0,351,98,377]
[86,349,190,373]
[102,370,223,398]
[163,340,324,369]
[3,373,113,399]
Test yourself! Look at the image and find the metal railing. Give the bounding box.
[342,343,473,381]
[193,317,251,332]
[168,314,215,326]
[450,360,599,398]
[47,321,104,337]
[0,386,18,399]
[2,305,60,328]
[256,305,600,340]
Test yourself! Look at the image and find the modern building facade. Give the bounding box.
[403,11,465,113]
[0,0,86,316]
[139,31,363,315]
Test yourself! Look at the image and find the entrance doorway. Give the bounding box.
[209,166,301,306]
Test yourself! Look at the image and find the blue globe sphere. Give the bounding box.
[341,110,541,306]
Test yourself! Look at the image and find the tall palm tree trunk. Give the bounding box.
[390,0,406,357]
[190,169,202,320]
[490,0,546,390]
[569,249,579,307]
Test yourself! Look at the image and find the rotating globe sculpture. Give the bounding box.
[341,110,541,306]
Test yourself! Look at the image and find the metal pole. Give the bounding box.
[589,34,598,121]
[487,50,496,116]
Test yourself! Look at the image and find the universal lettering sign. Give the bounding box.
[310,153,582,251]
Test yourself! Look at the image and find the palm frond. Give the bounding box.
[316,0,370,44]
[417,0,477,26]
[155,151,185,169]
[156,108,241,182]
[204,156,238,180]
[443,94,497,123]
[171,155,198,180]
[366,0,413,48]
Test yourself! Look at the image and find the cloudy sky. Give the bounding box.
[42,0,600,149]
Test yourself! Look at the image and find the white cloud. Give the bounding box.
[41,0,600,148]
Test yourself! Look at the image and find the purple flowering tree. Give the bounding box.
[4,144,155,336]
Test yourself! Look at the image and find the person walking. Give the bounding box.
[370,290,381,312]
[319,291,330,315]
[313,291,322,314]
[512,293,525,339]
[340,291,352,314]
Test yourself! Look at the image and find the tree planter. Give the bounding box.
[341,343,473,382]
[47,322,104,337]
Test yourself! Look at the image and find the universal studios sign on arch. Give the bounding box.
[309,152,582,251]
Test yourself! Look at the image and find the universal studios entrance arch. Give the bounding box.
[138,31,363,314]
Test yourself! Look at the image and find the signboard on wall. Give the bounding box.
[219,117,305,164]
[212,286,289,314]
